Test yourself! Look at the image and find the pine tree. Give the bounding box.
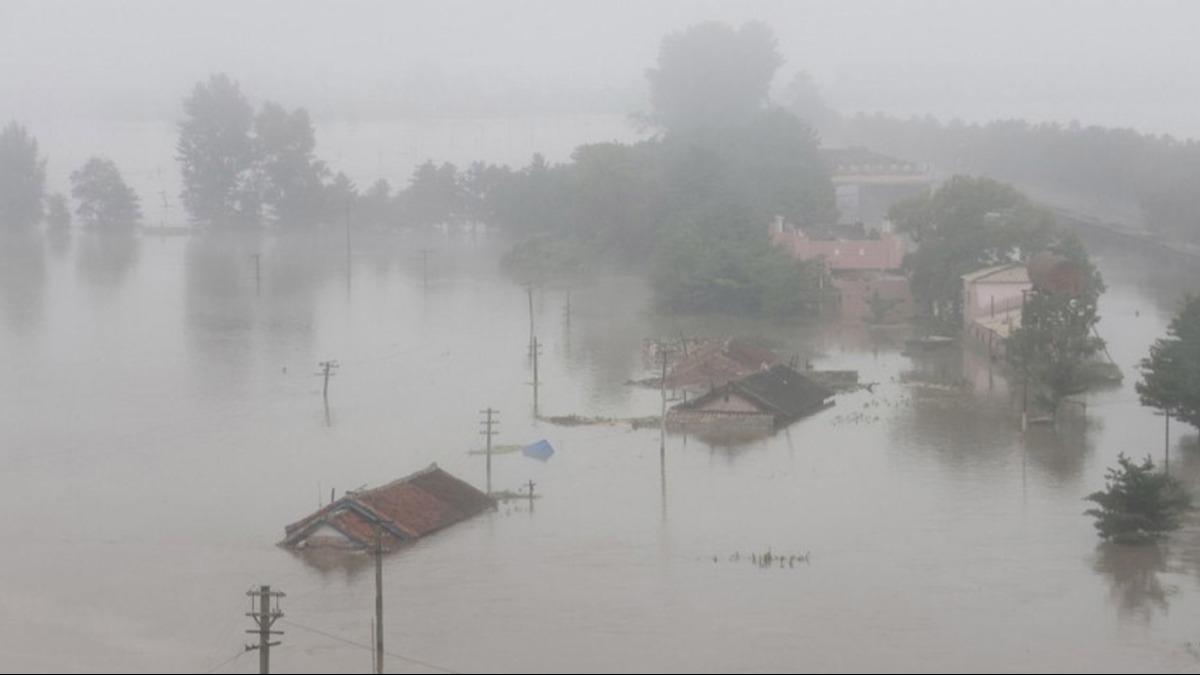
[1084,454,1192,544]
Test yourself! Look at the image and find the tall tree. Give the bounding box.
[0,121,46,229]
[70,157,142,231]
[646,21,782,135]
[255,102,327,227]
[890,175,1056,323]
[177,74,259,228]
[1138,295,1200,429]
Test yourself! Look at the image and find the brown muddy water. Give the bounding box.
[1,228,1198,673]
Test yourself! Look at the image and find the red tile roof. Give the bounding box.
[282,464,494,550]
[663,337,779,390]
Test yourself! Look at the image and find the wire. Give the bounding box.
[280,618,461,674]
[204,649,247,674]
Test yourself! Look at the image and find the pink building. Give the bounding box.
[770,219,906,272]
[961,263,1031,356]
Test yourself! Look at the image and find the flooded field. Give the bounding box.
[1,228,1198,673]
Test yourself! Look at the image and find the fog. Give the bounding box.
[4,2,1200,673]
[5,0,1200,134]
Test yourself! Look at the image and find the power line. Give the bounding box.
[204,649,248,674]
[280,619,461,674]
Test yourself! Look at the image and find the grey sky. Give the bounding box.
[3,0,1199,135]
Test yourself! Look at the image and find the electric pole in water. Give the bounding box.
[656,340,672,518]
[245,585,284,674]
[317,360,339,424]
[526,283,535,357]
[479,407,499,494]
[374,527,384,674]
[419,248,433,287]
[529,336,543,417]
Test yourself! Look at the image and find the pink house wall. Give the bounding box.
[771,230,905,271]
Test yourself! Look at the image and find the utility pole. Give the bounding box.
[1021,289,1030,432]
[527,479,536,510]
[374,527,384,674]
[245,585,284,674]
[656,340,672,519]
[526,284,535,358]
[317,360,339,424]
[419,248,433,287]
[529,336,543,417]
[249,253,262,296]
[479,408,499,494]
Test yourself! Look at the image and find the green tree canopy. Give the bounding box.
[1138,295,1200,428]
[0,121,46,229]
[890,175,1056,323]
[70,157,142,231]
[255,102,327,228]
[1085,454,1192,544]
[177,74,259,228]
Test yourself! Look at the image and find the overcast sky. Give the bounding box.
[4,0,1200,135]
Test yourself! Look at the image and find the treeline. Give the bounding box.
[0,121,142,236]
[841,114,1200,243]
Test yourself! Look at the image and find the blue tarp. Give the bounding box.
[521,439,555,461]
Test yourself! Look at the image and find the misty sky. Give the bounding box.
[4,0,1200,135]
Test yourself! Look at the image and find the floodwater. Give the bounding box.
[1,220,1199,674]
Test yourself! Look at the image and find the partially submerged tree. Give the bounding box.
[177,74,259,228]
[890,175,1056,324]
[255,101,327,228]
[1085,454,1192,544]
[1007,237,1107,410]
[70,157,142,231]
[1138,295,1200,429]
[0,121,46,229]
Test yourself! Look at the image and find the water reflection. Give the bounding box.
[0,231,46,332]
[76,232,139,289]
[288,547,374,583]
[1093,542,1173,621]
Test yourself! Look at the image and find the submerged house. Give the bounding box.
[666,365,835,432]
[769,218,914,323]
[961,263,1031,357]
[280,464,495,551]
[662,337,780,393]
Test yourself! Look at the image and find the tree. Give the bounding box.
[0,121,46,229]
[646,21,782,135]
[403,161,461,227]
[177,74,259,228]
[70,157,142,231]
[255,101,327,227]
[358,179,393,231]
[1085,454,1192,544]
[783,71,841,139]
[1007,236,1106,409]
[1138,295,1200,428]
[323,172,357,225]
[890,175,1056,323]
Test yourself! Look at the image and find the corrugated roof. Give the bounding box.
[281,464,494,550]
